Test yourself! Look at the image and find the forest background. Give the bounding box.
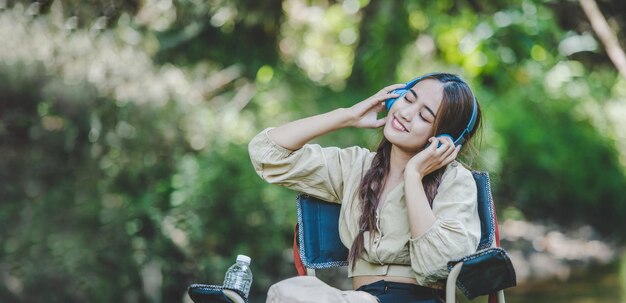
[2,0,626,302]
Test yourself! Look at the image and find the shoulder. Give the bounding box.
[442,160,473,179]
[432,161,479,214]
[438,161,476,193]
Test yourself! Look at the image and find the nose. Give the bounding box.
[397,104,417,122]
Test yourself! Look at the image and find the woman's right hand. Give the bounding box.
[346,84,405,128]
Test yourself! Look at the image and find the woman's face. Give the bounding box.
[383,78,444,153]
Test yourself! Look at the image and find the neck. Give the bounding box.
[389,145,415,178]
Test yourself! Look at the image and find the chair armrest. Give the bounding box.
[188,284,248,303]
[446,247,516,300]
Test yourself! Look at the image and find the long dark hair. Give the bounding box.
[348,73,482,269]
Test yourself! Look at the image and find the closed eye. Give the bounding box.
[406,88,418,103]
[419,112,431,123]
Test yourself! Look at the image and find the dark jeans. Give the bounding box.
[356,280,444,303]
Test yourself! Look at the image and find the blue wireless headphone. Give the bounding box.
[385,75,478,147]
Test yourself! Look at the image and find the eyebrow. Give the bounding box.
[409,88,437,118]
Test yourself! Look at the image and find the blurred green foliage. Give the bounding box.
[1,0,626,302]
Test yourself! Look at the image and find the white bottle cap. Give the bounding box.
[236,254,251,264]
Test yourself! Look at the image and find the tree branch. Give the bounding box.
[579,0,626,80]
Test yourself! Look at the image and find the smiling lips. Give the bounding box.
[391,116,409,132]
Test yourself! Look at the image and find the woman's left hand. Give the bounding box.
[404,136,460,179]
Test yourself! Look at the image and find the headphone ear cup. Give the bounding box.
[385,98,397,110]
[387,77,422,111]
[386,88,408,110]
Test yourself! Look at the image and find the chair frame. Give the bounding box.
[294,171,514,303]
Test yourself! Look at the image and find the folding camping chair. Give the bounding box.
[187,171,516,303]
[292,171,516,303]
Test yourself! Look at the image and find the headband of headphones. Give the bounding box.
[385,75,478,147]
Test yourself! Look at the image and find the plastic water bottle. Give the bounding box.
[223,254,253,297]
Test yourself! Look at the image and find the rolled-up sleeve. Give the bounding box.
[248,128,368,203]
[408,164,481,284]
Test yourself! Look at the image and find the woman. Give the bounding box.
[249,73,482,303]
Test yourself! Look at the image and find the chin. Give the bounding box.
[396,142,426,154]
[383,127,425,152]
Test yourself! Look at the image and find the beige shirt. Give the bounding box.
[248,128,481,286]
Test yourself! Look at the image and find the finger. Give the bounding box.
[426,137,439,153]
[437,136,454,148]
[435,138,451,154]
[372,93,400,109]
[437,137,450,156]
[379,92,400,101]
[369,93,399,106]
[440,142,456,160]
[445,144,461,160]
[441,137,456,155]
[380,83,406,93]
[374,116,388,128]
[442,136,455,152]
[441,145,461,166]
[374,101,387,112]
[357,95,396,114]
